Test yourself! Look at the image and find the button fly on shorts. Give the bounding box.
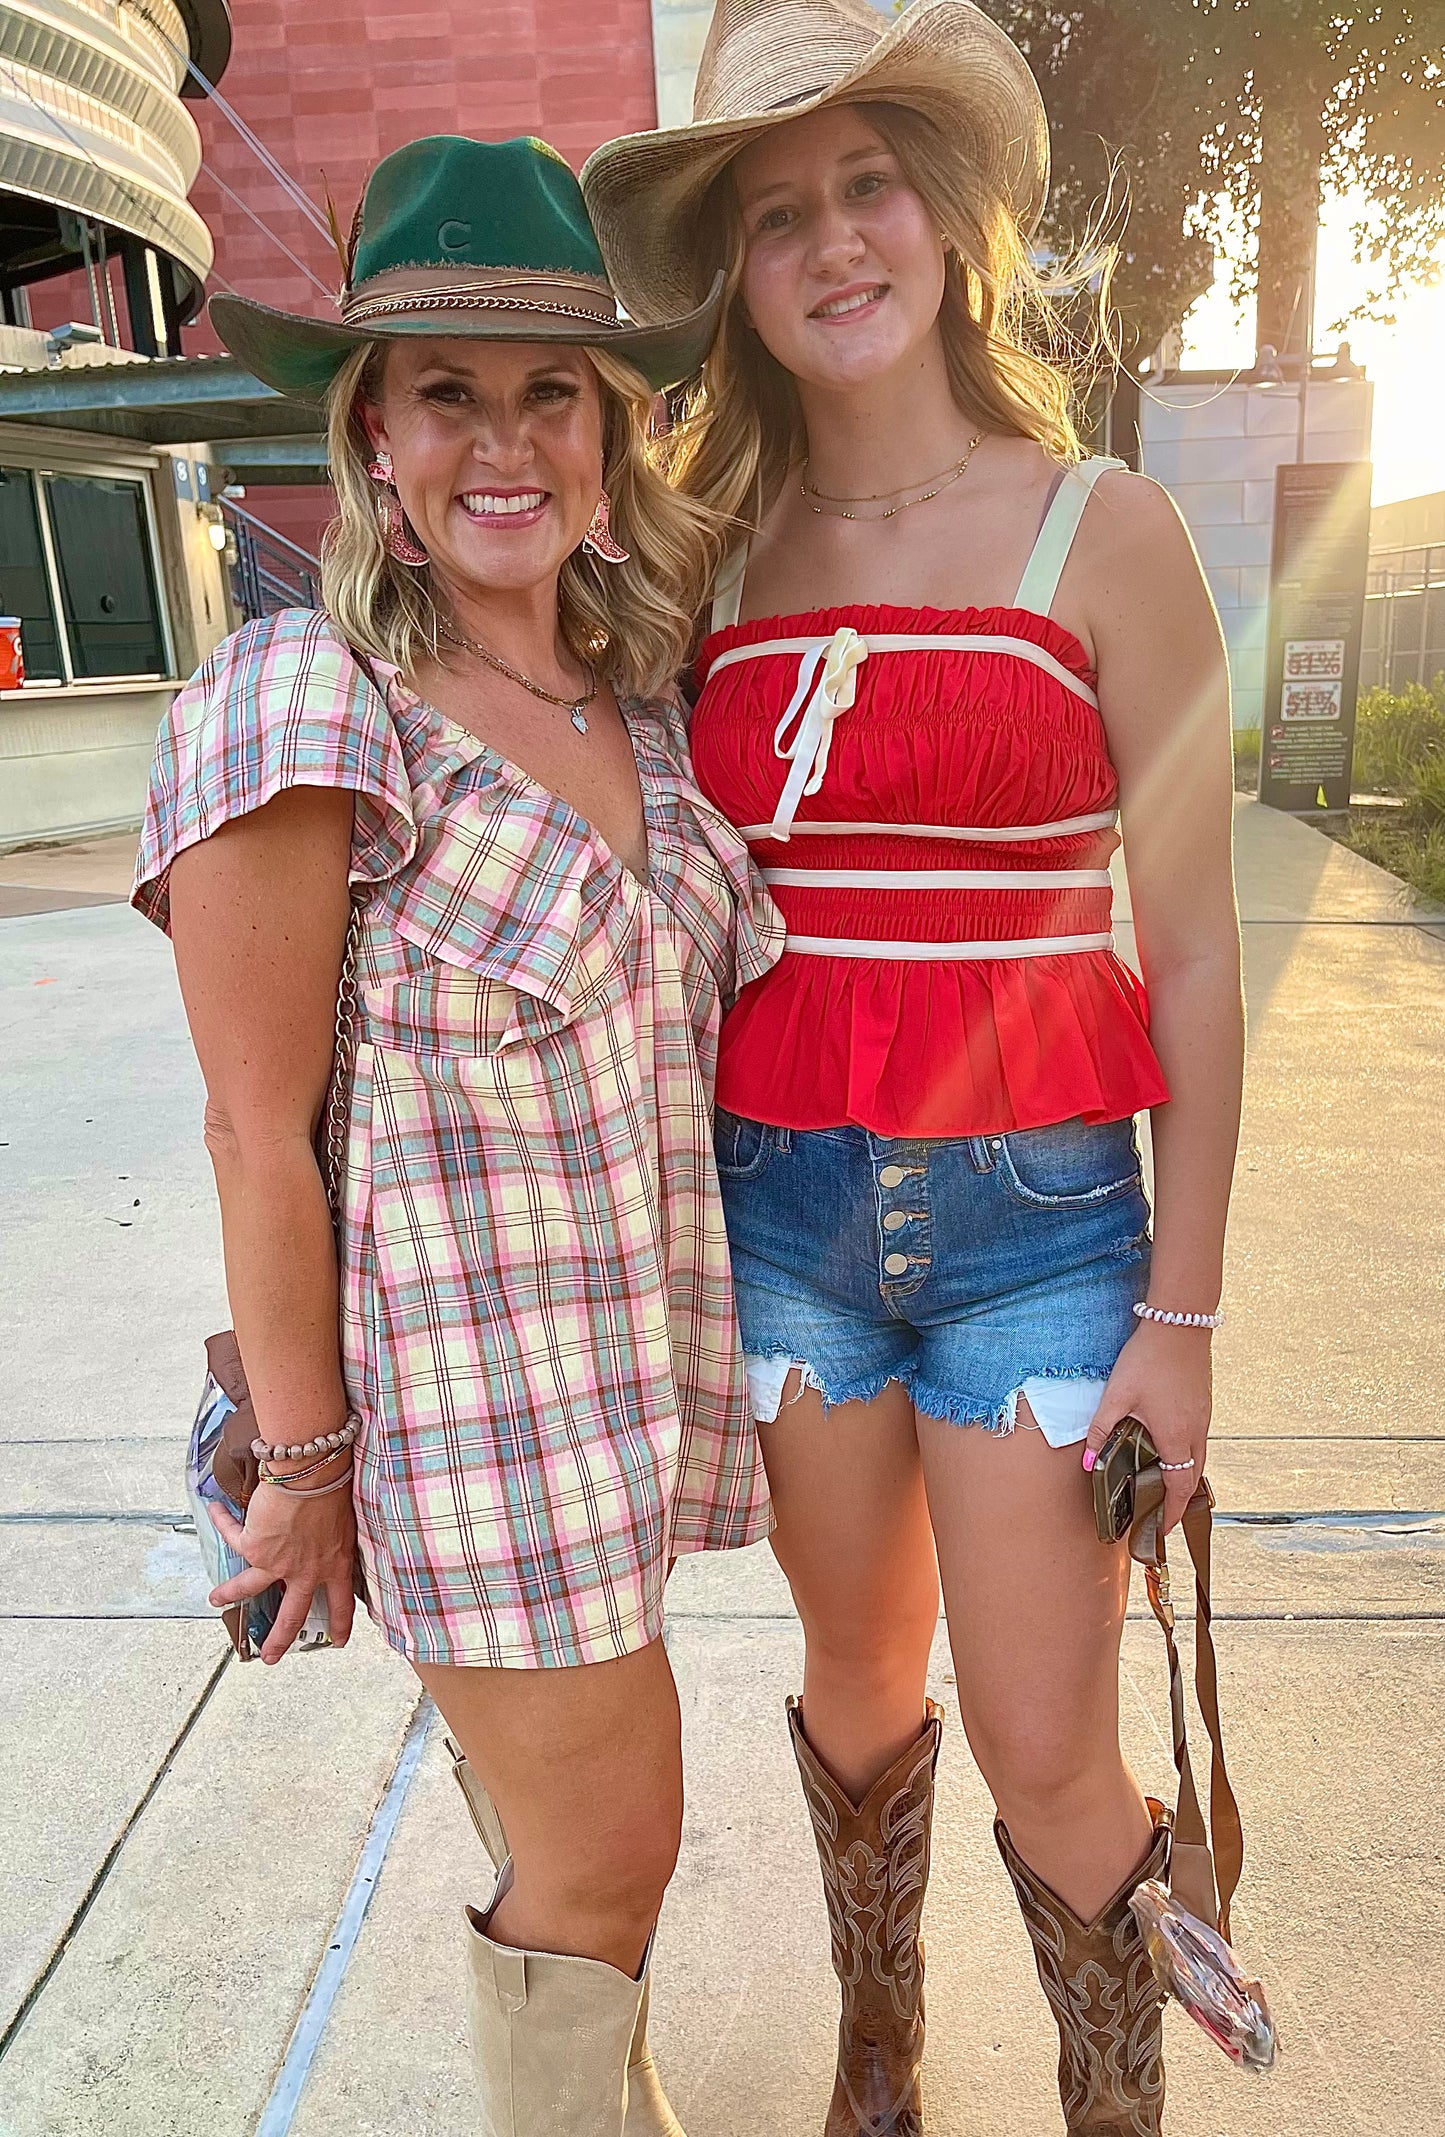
[872,1140,930,1298]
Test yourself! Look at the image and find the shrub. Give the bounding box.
[1339,818,1445,906]
[1350,677,1445,794]
[1407,751,1445,827]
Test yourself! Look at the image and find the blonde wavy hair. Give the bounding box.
[668,101,1099,529]
[321,341,726,699]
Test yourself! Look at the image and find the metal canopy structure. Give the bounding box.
[174,0,234,92]
[0,353,326,482]
[0,0,233,339]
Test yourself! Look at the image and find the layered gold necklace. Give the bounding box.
[801,431,985,522]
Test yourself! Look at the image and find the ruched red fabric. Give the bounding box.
[690,603,1170,1138]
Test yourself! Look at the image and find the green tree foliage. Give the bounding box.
[981,1,1445,364]
[984,1,1214,362]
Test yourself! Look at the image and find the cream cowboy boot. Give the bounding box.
[449,1741,686,2137]
[465,1863,643,2137]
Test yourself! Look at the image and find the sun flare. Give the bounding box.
[1180,188,1445,509]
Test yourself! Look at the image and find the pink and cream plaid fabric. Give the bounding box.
[135,608,783,1668]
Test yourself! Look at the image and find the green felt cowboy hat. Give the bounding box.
[210,135,726,404]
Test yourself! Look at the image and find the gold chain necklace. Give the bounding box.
[801,431,984,522]
[438,618,596,734]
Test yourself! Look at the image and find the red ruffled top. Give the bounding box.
[690,603,1169,1138]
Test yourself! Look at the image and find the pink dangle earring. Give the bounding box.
[365,449,429,567]
[582,487,629,565]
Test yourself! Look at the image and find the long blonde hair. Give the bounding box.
[321,341,726,698]
[667,102,1096,529]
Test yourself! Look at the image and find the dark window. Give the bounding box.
[0,466,64,680]
[43,474,166,677]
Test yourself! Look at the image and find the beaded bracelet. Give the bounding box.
[256,1445,346,1487]
[1132,1302,1225,1330]
[258,1461,355,1498]
[251,1414,360,1465]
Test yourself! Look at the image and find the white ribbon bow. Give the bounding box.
[767,626,869,840]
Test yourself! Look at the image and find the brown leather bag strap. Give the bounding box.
[1179,1484,1245,1935]
[1132,1476,1245,1939]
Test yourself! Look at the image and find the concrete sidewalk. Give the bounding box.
[0,832,136,918]
[2,804,1443,2136]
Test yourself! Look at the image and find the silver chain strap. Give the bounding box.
[322,893,364,1229]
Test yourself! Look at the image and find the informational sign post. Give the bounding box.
[1257,460,1373,814]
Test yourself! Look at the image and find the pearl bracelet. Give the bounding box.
[251,1414,360,1465]
[1133,1302,1224,1330]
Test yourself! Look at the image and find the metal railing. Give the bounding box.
[224,500,321,621]
[1362,541,1445,695]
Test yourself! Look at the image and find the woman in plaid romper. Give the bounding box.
[131,139,780,2136]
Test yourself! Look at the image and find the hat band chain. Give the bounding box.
[342,290,622,327]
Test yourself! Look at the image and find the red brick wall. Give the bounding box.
[24,0,657,553]
[191,0,657,331]
[192,0,658,550]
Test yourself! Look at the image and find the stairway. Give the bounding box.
[223,500,322,619]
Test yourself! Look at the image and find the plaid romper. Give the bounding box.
[134,609,783,1668]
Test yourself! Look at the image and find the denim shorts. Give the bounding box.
[714,1111,1152,1442]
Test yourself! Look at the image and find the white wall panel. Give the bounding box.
[1140,378,1373,726]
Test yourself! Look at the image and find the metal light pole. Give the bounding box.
[1294,244,1316,464]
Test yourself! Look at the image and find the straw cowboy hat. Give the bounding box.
[581,0,1050,325]
[211,135,726,404]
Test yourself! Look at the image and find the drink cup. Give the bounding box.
[0,619,23,691]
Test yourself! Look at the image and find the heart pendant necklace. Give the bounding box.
[438,620,596,733]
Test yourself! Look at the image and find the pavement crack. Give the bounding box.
[1210,1433,1445,1443]
[1220,1509,1445,1532]
[661,1607,1445,1624]
[3,1508,1435,1537]
[0,1611,213,1621]
[0,1511,194,1529]
[253,1694,433,2135]
[0,1438,185,1448]
[0,1644,232,2063]
[1237,917,1445,928]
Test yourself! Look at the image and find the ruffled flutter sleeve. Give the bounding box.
[131,607,417,934]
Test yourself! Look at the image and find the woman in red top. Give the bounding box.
[586,4,1242,2129]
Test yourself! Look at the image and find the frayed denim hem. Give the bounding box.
[744,1352,905,1424]
[907,1364,1119,1443]
[745,1354,1116,1444]
[906,1378,1018,1435]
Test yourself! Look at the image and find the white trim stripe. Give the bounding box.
[784,931,1116,962]
[738,812,1118,844]
[762,866,1112,890]
[707,631,1099,708]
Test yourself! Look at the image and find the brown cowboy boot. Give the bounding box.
[789,1698,943,2137]
[995,1802,1172,2136]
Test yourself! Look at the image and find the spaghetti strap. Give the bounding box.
[1013,455,1126,618]
[710,541,750,633]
